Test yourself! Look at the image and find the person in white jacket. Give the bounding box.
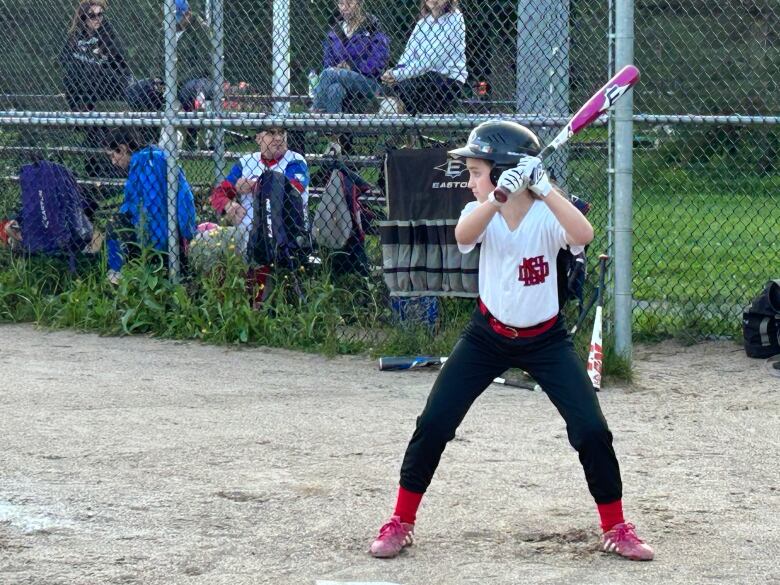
[380,0,467,115]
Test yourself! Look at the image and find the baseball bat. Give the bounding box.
[570,251,609,336]
[378,356,541,391]
[378,356,444,370]
[586,254,609,391]
[569,295,597,336]
[494,64,640,198]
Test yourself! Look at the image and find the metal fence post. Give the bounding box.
[516,0,570,184]
[614,0,635,360]
[205,0,212,27]
[272,0,291,115]
[162,0,180,282]
[210,0,226,183]
[606,0,616,347]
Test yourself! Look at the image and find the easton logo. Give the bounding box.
[603,82,631,109]
[518,255,549,286]
[432,159,468,189]
[434,159,467,179]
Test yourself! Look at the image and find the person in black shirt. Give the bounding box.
[60,0,130,111]
[60,1,132,218]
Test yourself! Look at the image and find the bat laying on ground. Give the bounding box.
[378,356,541,391]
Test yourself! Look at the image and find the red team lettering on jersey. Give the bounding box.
[518,255,549,286]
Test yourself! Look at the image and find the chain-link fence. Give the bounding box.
[632,0,779,340]
[0,0,776,350]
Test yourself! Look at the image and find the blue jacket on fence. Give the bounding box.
[107,146,196,271]
[323,14,390,80]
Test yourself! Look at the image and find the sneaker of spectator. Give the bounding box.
[107,269,121,285]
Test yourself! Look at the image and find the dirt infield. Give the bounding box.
[1,324,778,585]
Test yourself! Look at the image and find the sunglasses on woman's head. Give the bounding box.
[87,10,103,19]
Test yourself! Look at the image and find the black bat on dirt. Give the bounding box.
[378,356,540,391]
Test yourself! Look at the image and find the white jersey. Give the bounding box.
[458,200,571,328]
[234,150,310,209]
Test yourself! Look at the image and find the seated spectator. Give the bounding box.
[311,0,389,115]
[60,0,131,112]
[61,1,132,217]
[210,128,311,304]
[104,129,196,282]
[210,127,310,238]
[381,0,467,116]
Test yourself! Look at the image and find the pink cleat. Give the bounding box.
[601,522,654,561]
[368,515,414,558]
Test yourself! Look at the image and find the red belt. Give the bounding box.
[478,298,558,339]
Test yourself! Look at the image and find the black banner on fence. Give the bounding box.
[381,148,479,297]
[385,148,474,221]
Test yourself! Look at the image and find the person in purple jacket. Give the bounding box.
[311,0,390,114]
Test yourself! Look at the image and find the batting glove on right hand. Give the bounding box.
[496,167,528,196]
[517,155,553,197]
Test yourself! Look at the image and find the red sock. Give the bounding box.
[597,499,625,532]
[393,486,424,525]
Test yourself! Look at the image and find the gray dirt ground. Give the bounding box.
[0,323,778,585]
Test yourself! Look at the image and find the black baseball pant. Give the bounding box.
[399,307,623,504]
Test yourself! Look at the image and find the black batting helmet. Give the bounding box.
[448,120,543,185]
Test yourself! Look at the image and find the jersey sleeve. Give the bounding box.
[456,200,484,254]
[545,206,569,251]
[285,158,310,194]
[224,162,243,186]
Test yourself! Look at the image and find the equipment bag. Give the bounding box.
[743,279,780,358]
[19,160,93,260]
[312,165,372,250]
[248,170,309,268]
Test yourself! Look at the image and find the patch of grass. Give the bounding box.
[1,247,641,379]
[376,296,473,359]
[0,246,387,353]
[568,138,777,341]
[631,158,777,339]
[603,342,633,385]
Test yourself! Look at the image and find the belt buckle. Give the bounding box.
[492,317,519,339]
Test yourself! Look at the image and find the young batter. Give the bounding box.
[369,121,654,561]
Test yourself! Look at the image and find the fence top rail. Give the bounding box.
[3,111,778,130]
[634,114,780,125]
[0,111,581,130]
